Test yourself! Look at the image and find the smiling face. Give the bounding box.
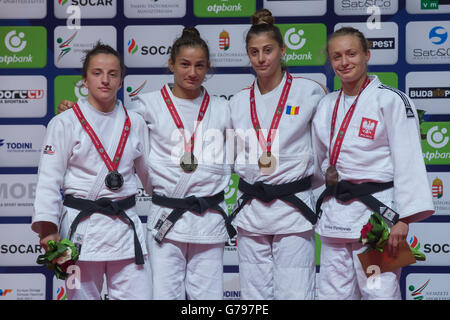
[169,46,209,99]
[328,34,370,92]
[82,53,122,111]
[247,33,286,81]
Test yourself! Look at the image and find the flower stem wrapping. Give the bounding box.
[36,238,79,280]
[359,212,426,261]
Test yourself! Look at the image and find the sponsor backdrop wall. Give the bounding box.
[0,0,449,300]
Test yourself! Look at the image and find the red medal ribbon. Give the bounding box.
[73,103,131,172]
[161,86,210,153]
[250,72,293,154]
[329,77,370,166]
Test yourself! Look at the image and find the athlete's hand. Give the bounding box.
[388,220,409,257]
[36,221,60,252]
[57,100,75,114]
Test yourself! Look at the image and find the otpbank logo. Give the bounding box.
[276,24,326,66]
[421,122,450,164]
[0,27,46,68]
[194,0,256,17]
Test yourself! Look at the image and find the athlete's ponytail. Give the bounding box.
[245,8,283,50]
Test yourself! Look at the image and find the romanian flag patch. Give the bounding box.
[286,105,299,115]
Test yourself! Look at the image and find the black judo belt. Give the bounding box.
[315,180,399,227]
[151,191,237,243]
[229,175,318,225]
[63,194,145,265]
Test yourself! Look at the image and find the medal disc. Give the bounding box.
[258,152,277,175]
[105,170,124,191]
[180,152,198,173]
[325,166,339,186]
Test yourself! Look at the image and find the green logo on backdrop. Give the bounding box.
[54,75,86,115]
[194,0,255,17]
[421,0,439,9]
[334,72,398,90]
[422,122,450,165]
[224,174,239,215]
[0,26,46,68]
[277,24,326,66]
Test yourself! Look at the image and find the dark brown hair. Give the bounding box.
[81,42,125,80]
[245,8,284,50]
[326,26,369,58]
[170,27,210,66]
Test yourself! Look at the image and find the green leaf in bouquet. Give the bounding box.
[366,232,378,244]
[416,109,426,125]
[409,242,426,261]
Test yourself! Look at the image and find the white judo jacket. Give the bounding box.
[32,98,152,261]
[229,72,326,235]
[129,85,232,244]
[312,75,434,239]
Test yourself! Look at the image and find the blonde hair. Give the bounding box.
[326,26,369,58]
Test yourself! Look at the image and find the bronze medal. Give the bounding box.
[105,170,124,191]
[250,73,293,177]
[258,152,277,175]
[180,152,198,173]
[325,165,339,186]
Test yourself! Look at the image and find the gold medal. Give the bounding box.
[258,152,277,175]
[325,165,339,186]
[180,152,198,173]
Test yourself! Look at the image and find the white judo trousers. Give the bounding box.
[229,73,326,300]
[149,237,224,300]
[129,86,232,300]
[318,238,401,300]
[66,258,152,300]
[238,228,316,300]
